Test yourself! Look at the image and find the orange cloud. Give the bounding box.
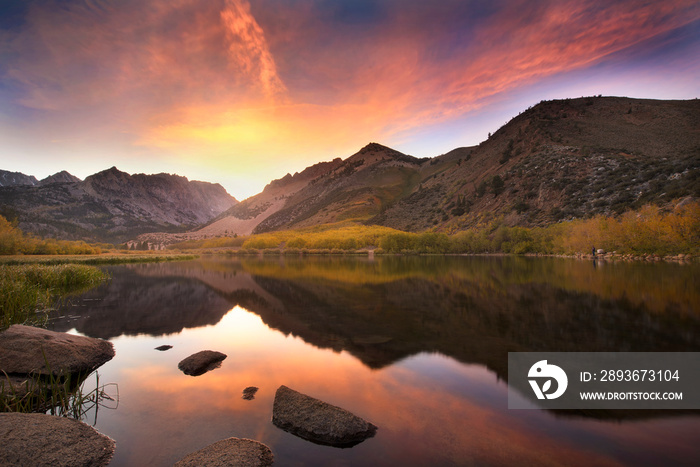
[220,0,287,99]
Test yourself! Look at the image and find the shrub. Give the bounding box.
[380,232,416,253]
[491,175,505,196]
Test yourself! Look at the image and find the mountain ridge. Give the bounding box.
[136,96,699,248]
[3,96,697,246]
[0,167,237,243]
[243,97,697,234]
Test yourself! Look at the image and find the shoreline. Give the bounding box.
[188,248,697,263]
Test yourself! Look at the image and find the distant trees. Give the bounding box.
[0,216,23,255]
[0,215,101,255]
[499,139,514,164]
[451,194,470,216]
[491,175,505,196]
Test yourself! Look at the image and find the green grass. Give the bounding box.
[0,264,107,330]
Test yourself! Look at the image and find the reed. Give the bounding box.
[0,264,106,330]
[1,370,118,424]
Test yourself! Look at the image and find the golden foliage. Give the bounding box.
[241,224,402,251]
[546,202,700,255]
[0,215,102,255]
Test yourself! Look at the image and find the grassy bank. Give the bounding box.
[0,253,198,266]
[0,253,199,329]
[0,264,106,330]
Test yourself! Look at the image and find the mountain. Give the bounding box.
[6,96,695,246]
[0,170,39,187]
[0,169,81,187]
[373,96,700,231]
[159,142,425,241]
[151,96,697,245]
[39,171,82,185]
[0,167,237,243]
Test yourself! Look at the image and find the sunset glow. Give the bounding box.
[1,0,698,199]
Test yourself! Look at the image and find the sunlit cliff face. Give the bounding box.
[1,0,699,198]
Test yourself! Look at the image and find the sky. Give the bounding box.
[1,0,698,200]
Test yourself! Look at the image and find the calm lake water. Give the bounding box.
[49,256,700,466]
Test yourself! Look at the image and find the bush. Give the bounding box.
[491,175,505,196]
[415,232,450,253]
[379,232,415,253]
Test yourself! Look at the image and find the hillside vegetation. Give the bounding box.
[167,201,699,257]
[0,215,103,255]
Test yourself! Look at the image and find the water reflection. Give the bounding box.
[52,256,700,370]
[48,256,700,466]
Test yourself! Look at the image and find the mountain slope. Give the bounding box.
[254,143,426,232]
[184,142,426,238]
[372,97,700,231]
[0,167,237,243]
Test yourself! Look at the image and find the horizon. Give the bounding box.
[1,1,699,199]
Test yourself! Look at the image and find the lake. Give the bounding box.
[49,256,700,466]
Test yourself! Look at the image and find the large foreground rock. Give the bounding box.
[272,385,377,447]
[175,437,273,467]
[0,412,115,466]
[178,350,227,376]
[0,325,114,377]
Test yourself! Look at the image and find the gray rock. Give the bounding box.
[0,325,114,377]
[175,437,273,467]
[155,345,173,351]
[272,385,377,447]
[0,412,115,466]
[178,350,227,376]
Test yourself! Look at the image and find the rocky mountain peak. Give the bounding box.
[0,166,238,243]
[0,170,39,187]
[39,171,81,185]
[346,142,421,167]
[359,142,391,153]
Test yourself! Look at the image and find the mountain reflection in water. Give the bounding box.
[48,256,700,466]
[52,256,700,369]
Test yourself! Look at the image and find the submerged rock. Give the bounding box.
[178,350,227,376]
[155,345,173,351]
[0,412,115,466]
[175,437,273,467]
[272,385,377,447]
[242,386,259,400]
[0,325,114,377]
